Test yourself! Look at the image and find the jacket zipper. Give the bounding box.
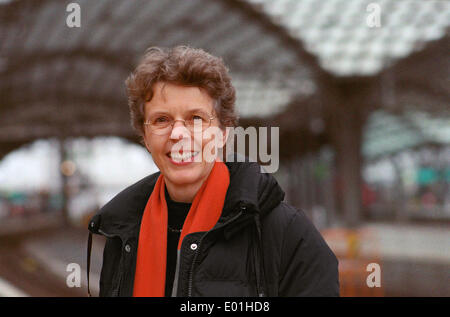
[98,208,247,297]
[187,208,245,297]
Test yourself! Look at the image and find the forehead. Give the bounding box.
[145,82,214,114]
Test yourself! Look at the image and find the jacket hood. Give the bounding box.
[88,153,285,239]
[222,154,285,218]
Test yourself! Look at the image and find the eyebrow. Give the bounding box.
[147,107,211,116]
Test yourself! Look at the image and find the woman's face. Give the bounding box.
[143,82,226,190]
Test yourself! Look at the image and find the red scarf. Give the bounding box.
[133,161,230,297]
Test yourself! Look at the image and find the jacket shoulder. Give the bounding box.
[265,202,336,262]
[261,201,302,234]
[88,171,160,234]
[264,201,326,238]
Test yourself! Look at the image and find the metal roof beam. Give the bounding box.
[0,48,134,77]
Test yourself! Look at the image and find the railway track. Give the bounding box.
[0,231,86,297]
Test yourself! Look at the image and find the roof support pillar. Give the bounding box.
[328,80,373,228]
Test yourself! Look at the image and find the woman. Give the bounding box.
[87,46,339,297]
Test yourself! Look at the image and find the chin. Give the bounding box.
[164,168,204,185]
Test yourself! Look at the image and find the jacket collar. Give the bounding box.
[88,154,285,240]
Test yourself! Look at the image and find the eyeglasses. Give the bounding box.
[144,112,216,136]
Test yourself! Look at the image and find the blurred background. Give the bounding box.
[0,0,449,297]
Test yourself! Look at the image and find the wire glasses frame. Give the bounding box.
[143,114,216,135]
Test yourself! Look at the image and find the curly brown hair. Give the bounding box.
[125,46,238,140]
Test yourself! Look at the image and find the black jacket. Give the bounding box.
[87,158,339,297]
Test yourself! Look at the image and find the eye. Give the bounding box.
[150,115,171,126]
[190,112,210,122]
[154,116,169,123]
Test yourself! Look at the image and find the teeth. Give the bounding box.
[170,151,199,161]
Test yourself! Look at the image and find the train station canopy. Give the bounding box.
[0,0,449,160]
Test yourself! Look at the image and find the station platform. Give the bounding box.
[0,221,449,297]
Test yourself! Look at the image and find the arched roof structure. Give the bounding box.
[1,0,449,226]
[0,0,327,158]
[1,0,449,160]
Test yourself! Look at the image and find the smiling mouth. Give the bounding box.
[167,151,200,163]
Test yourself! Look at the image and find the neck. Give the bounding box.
[164,179,204,203]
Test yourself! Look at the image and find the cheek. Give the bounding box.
[192,135,213,155]
[144,134,165,156]
[199,128,225,149]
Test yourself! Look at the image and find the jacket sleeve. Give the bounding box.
[278,209,340,296]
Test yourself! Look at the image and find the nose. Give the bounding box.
[170,120,191,140]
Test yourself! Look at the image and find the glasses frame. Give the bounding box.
[143,114,216,136]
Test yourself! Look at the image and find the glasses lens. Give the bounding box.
[145,112,213,135]
[186,113,211,132]
[147,115,172,135]
[152,126,173,135]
